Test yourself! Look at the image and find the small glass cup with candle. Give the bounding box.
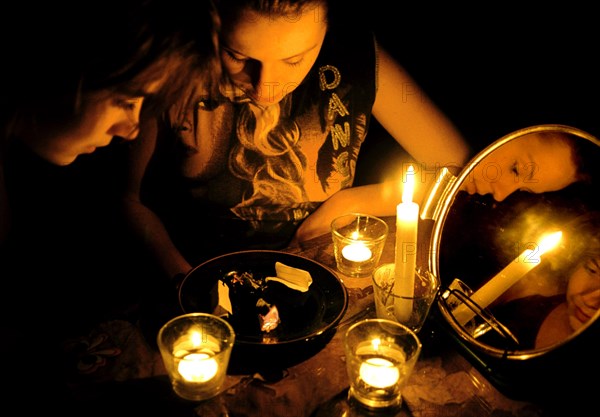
[157,313,235,401]
[344,318,422,409]
[372,263,439,332]
[331,213,388,278]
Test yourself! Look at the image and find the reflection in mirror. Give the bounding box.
[459,129,593,201]
[491,212,600,349]
[433,125,600,355]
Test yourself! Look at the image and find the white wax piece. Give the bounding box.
[265,261,313,292]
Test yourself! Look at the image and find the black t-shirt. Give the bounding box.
[142,26,378,264]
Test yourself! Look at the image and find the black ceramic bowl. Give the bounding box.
[178,250,348,373]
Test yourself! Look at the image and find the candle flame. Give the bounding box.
[402,165,415,204]
[371,338,382,350]
[191,331,202,347]
[538,231,562,255]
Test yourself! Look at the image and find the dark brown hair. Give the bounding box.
[1,0,220,147]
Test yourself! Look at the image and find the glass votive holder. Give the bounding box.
[331,213,388,278]
[372,263,439,332]
[157,313,235,401]
[344,318,422,409]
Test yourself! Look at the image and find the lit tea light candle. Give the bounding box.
[453,231,562,325]
[178,352,218,382]
[174,330,220,383]
[342,236,372,263]
[158,314,235,402]
[359,357,400,388]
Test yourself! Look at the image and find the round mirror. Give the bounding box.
[428,124,600,397]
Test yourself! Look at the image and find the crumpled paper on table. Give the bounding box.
[212,262,313,316]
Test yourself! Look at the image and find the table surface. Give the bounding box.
[57,216,552,417]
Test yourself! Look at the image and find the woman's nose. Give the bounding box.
[492,183,516,202]
[108,113,140,140]
[109,112,141,141]
[117,124,140,141]
[256,66,278,102]
[239,60,262,91]
[245,62,280,103]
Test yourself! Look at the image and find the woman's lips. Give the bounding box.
[463,180,477,195]
[572,299,590,324]
[83,146,97,154]
[573,304,590,324]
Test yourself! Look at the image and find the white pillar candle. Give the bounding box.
[453,231,562,325]
[394,165,419,322]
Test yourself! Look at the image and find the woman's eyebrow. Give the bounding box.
[281,42,321,61]
[524,152,537,181]
[223,42,321,62]
[120,87,156,97]
[222,45,244,56]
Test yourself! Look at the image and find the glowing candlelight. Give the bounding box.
[394,165,419,321]
[342,232,373,262]
[357,338,401,388]
[453,231,563,326]
[174,331,219,383]
[359,357,400,388]
[178,353,218,382]
[158,313,235,401]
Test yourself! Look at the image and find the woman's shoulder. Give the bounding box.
[535,301,572,348]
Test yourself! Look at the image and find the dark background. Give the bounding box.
[355,4,599,184]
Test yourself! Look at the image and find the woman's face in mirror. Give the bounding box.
[460,132,578,202]
[566,256,600,331]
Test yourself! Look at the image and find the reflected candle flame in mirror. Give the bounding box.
[453,231,563,326]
